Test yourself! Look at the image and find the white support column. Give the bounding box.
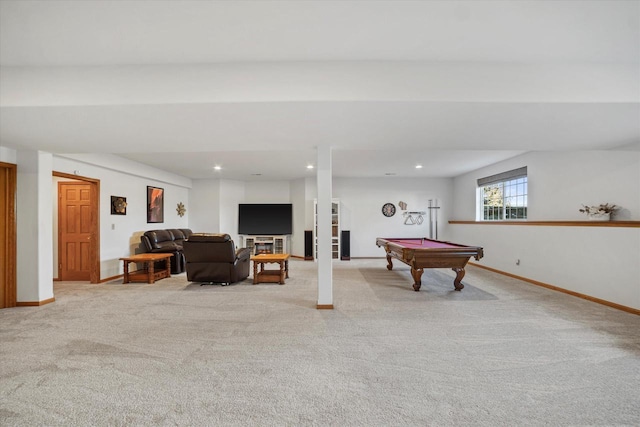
[316,145,333,309]
[16,150,54,304]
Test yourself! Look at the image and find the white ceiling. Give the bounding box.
[1,0,638,180]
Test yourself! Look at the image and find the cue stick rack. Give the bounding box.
[427,199,440,239]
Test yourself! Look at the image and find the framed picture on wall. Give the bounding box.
[147,186,164,223]
[111,196,127,215]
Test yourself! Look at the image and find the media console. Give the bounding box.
[240,235,288,255]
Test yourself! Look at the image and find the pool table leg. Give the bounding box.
[452,268,465,291]
[385,254,394,270]
[411,267,423,291]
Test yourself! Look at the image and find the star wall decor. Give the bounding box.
[176,202,186,217]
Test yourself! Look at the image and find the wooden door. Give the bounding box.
[0,162,17,308]
[59,181,93,281]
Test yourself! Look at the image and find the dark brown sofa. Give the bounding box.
[140,228,193,274]
[183,233,251,285]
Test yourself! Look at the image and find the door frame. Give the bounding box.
[54,172,100,283]
[1,161,17,308]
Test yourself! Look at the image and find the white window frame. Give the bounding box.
[477,167,528,221]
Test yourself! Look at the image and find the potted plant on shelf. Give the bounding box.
[579,203,618,221]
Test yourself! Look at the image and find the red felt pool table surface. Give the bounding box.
[376,237,484,292]
[383,238,460,249]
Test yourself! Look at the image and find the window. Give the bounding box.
[478,167,527,220]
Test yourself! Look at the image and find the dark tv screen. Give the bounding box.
[238,204,293,235]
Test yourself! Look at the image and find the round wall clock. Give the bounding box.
[382,203,396,217]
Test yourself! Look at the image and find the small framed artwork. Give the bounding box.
[111,196,127,215]
[147,186,164,223]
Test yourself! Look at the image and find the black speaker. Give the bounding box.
[304,230,314,260]
[341,230,351,260]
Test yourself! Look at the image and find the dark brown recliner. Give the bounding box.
[183,233,251,285]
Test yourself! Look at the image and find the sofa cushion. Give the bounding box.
[151,241,183,253]
[145,230,175,250]
[180,229,193,240]
[167,229,187,241]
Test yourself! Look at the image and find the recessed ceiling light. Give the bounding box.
[213,166,221,171]
[415,164,423,169]
[307,165,314,169]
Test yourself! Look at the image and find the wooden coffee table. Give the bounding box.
[119,253,172,284]
[251,253,290,285]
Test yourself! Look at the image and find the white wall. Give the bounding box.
[452,224,640,308]
[220,179,246,244]
[304,177,316,230]
[334,177,454,257]
[451,150,640,310]
[452,151,640,221]
[0,146,17,163]
[244,180,291,202]
[189,179,221,234]
[53,154,191,279]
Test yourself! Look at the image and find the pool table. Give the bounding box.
[376,237,484,292]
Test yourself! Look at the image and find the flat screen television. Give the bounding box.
[238,203,293,235]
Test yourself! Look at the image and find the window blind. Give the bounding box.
[477,166,527,187]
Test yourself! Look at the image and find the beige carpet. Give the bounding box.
[1,258,639,426]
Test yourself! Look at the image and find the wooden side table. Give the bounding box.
[119,253,172,284]
[251,253,290,285]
